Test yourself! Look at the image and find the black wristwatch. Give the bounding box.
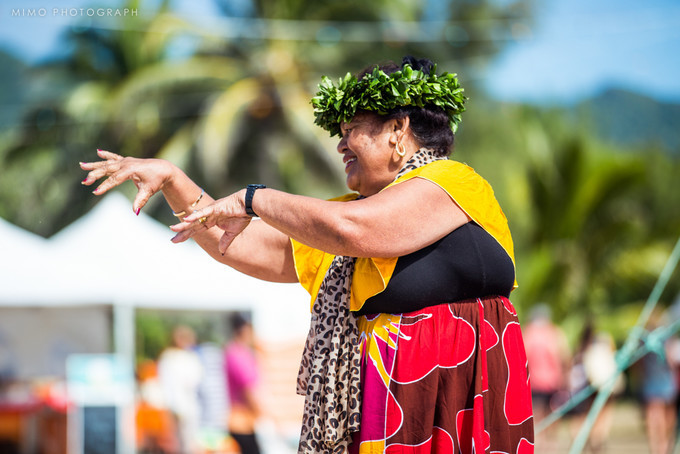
[245,184,266,217]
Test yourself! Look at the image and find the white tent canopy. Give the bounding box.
[0,213,51,300]
[0,193,311,343]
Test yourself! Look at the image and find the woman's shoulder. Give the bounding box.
[391,159,486,188]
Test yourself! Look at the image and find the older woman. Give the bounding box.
[81,56,534,454]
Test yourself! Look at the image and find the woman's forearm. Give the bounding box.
[172,176,464,262]
[250,189,359,255]
[159,163,215,219]
[248,178,464,258]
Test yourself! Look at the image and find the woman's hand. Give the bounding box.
[80,149,175,214]
[169,190,251,255]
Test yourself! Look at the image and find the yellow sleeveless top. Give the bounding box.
[290,160,517,312]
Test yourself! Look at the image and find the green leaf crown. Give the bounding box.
[311,64,467,137]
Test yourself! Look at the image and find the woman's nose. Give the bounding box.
[337,137,347,154]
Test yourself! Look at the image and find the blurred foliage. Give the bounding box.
[0,0,533,232]
[457,98,680,342]
[1,0,679,349]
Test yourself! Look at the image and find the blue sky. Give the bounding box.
[1,0,679,104]
[484,0,680,103]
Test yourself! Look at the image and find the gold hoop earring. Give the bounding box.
[396,142,406,157]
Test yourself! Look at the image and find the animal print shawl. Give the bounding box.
[296,148,444,453]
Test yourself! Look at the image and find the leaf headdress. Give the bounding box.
[311,63,467,137]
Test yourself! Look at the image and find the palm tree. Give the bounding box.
[0,0,534,236]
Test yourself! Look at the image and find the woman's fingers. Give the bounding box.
[79,159,110,172]
[96,149,123,160]
[169,219,209,243]
[80,161,115,185]
[218,223,249,255]
[170,218,249,255]
[168,202,250,252]
[180,206,212,224]
[169,208,215,241]
[81,152,169,216]
[80,150,124,186]
[132,186,155,215]
[83,164,121,187]
[219,232,235,255]
[91,166,134,195]
[169,207,214,238]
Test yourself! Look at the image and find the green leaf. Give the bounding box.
[312,63,467,137]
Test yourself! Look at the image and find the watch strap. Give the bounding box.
[245,184,266,216]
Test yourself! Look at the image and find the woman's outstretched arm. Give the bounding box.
[173,177,469,259]
[80,150,297,283]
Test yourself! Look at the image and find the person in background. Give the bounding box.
[81,55,533,453]
[224,313,262,454]
[523,304,570,453]
[135,359,179,453]
[157,325,204,454]
[568,322,623,454]
[639,313,678,454]
[195,340,229,452]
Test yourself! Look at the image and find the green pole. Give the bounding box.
[568,235,680,454]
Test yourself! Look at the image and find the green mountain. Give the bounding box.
[573,88,680,154]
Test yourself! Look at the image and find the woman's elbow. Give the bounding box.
[326,220,358,254]
[330,219,393,257]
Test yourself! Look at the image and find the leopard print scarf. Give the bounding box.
[296,148,444,453]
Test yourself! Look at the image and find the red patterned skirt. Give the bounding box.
[350,296,534,454]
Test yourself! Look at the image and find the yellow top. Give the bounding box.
[290,160,517,312]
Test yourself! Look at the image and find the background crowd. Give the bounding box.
[136,314,269,454]
[525,304,680,454]
[137,302,680,454]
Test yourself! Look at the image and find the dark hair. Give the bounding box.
[358,56,456,157]
[230,312,251,333]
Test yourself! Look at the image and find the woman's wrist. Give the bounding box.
[156,159,181,190]
[159,161,194,196]
[160,162,208,216]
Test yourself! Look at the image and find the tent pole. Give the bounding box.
[113,301,136,454]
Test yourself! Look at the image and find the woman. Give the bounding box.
[81,56,534,453]
[224,313,263,454]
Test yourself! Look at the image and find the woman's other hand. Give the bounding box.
[169,190,251,255]
[80,149,175,214]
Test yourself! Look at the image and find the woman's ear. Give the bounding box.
[389,116,410,145]
[393,116,410,135]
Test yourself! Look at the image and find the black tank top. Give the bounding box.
[354,222,515,316]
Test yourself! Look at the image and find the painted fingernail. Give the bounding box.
[135,208,141,216]
[81,179,88,185]
[97,148,103,151]
[92,188,99,194]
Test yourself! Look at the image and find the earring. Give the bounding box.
[396,142,406,157]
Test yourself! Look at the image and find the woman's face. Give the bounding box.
[337,113,402,196]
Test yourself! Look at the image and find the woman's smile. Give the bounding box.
[344,155,357,173]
